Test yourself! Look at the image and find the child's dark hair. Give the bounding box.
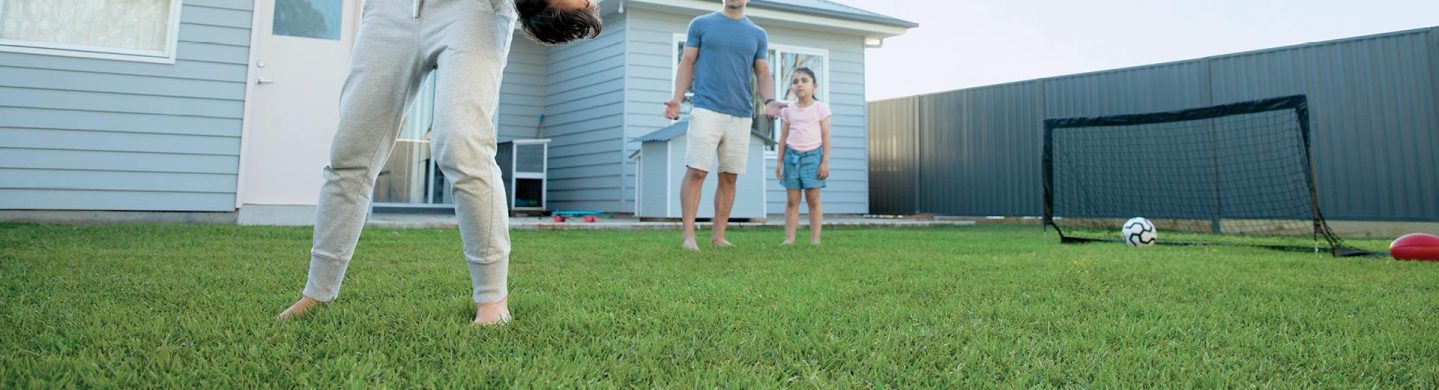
[791,67,819,100]
[516,0,603,45]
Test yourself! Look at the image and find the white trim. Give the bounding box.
[621,11,632,211]
[0,0,183,64]
[666,142,673,217]
[508,142,518,208]
[625,0,908,39]
[236,0,269,208]
[542,140,549,210]
[634,147,643,216]
[759,144,767,215]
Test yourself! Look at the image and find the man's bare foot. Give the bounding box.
[277,296,325,320]
[712,239,733,248]
[473,296,511,325]
[681,239,701,251]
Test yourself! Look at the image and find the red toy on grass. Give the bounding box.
[1390,233,1439,261]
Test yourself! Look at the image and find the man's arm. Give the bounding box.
[665,47,699,120]
[755,59,785,119]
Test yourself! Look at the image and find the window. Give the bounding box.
[0,0,183,63]
[273,0,342,40]
[673,35,829,153]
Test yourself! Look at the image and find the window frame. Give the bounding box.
[0,0,184,64]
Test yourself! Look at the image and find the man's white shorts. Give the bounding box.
[685,107,753,174]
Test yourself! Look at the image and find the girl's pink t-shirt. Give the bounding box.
[779,101,830,152]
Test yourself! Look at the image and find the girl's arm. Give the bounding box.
[775,121,789,180]
[819,115,831,180]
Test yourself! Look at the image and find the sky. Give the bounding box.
[828,0,1439,101]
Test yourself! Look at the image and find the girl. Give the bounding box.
[775,67,831,245]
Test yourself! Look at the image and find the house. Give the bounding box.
[0,0,916,225]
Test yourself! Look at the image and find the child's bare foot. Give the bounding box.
[810,239,821,246]
[681,239,701,251]
[780,239,794,246]
[712,239,733,248]
[277,296,324,320]
[473,296,511,325]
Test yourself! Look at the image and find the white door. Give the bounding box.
[238,0,360,210]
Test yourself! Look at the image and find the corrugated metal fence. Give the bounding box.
[869,27,1439,221]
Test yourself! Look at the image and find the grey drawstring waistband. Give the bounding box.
[412,0,423,18]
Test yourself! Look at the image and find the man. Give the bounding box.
[278,0,602,325]
[664,0,786,251]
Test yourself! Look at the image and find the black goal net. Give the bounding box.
[1043,95,1364,256]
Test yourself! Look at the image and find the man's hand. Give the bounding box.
[763,100,788,120]
[664,99,682,120]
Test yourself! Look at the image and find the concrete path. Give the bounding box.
[367,213,975,230]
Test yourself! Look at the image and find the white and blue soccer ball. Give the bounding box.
[1122,217,1157,247]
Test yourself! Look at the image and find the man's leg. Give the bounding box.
[710,115,752,246]
[680,167,708,251]
[681,109,723,251]
[281,1,426,319]
[711,172,738,246]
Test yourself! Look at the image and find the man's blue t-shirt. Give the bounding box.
[686,12,768,118]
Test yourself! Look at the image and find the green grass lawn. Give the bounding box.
[1,223,1436,387]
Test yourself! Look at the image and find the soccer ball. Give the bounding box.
[1122,217,1157,247]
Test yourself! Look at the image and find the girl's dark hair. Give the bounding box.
[791,67,819,100]
[516,0,603,45]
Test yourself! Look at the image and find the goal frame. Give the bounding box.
[1041,95,1360,256]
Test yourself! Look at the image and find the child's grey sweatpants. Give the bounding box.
[303,0,517,304]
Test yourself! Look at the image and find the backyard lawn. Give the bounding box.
[1,223,1435,387]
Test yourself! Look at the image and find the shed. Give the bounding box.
[632,121,775,220]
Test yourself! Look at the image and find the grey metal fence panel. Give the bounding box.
[1209,29,1439,221]
[917,82,1045,216]
[867,98,921,214]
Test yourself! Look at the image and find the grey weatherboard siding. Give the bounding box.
[0,0,255,211]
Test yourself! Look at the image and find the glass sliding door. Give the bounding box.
[373,73,455,207]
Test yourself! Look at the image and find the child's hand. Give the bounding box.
[775,166,783,181]
[818,162,829,180]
